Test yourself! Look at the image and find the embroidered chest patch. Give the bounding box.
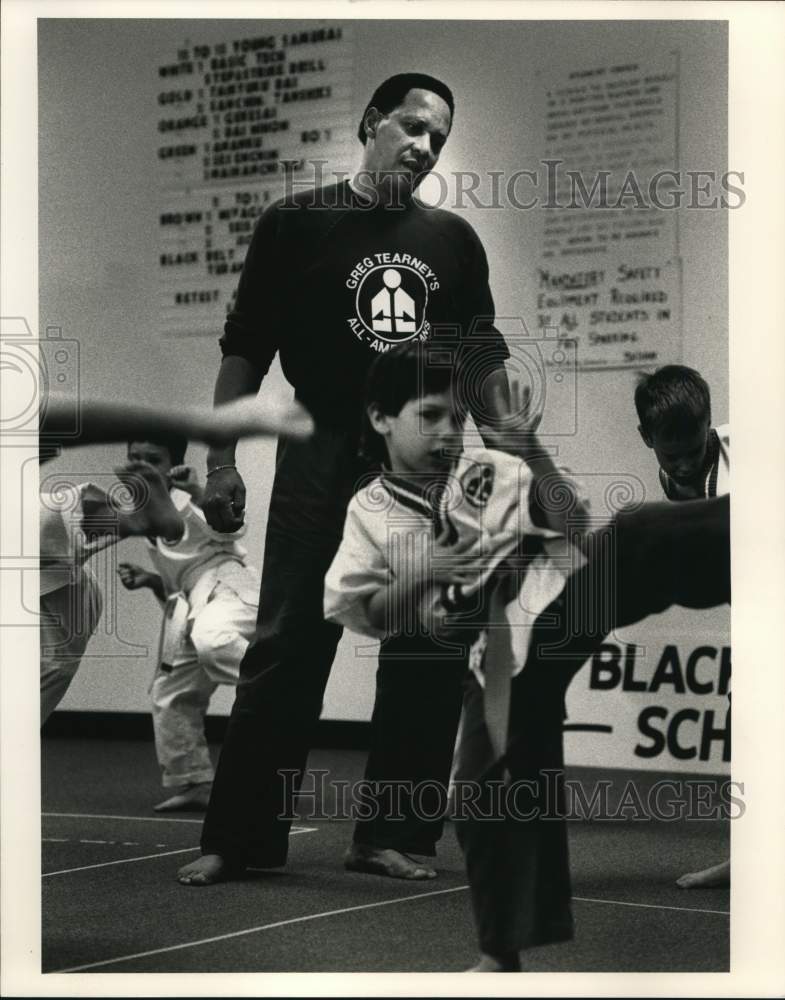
[462,463,495,509]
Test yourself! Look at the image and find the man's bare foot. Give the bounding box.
[343,843,437,880]
[112,462,184,541]
[467,951,522,972]
[154,782,212,813]
[676,858,730,889]
[177,853,234,886]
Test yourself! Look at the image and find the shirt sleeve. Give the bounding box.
[454,220,510,419]
[323,499,391,640]
[218,201,284,376]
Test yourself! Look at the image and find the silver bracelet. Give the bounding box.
[206,464,237,478]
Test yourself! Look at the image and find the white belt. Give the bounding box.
[157,591,190,669]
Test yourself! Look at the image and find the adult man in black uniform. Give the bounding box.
[178,73,511,885]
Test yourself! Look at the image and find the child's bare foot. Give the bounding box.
[112,462,184,541]
[676,858,730,889]
[468,951,522,972]
[343,843,437,879]
[177,853,233,886]
[154,782,211,813]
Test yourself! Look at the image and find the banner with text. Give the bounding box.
[564,606,730,774]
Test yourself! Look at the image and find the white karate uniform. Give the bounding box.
[148,488,260,788]
[324,447,580,681]
[324,447,587,797]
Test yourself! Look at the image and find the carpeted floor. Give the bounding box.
[41,737,730,974]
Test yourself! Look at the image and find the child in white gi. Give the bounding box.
[118,435,260,812]
[324,342,731,971]
[38,394,312,729]
[636,364,730,889]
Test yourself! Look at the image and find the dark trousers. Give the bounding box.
[200,426,467,867]
[454,495,731,956]
[353,632,467,856]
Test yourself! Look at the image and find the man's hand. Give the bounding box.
[202,466,247,533]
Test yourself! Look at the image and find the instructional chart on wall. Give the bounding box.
[156,24,355,336]
[536,53,683,370]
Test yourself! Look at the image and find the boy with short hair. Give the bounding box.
[118,434,260,812]
[635,364,729,501]
[635,364,730,889]
[324,342,731,970]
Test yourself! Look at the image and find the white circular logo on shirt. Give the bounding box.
[356,265,429,343]
[346,253,440,352]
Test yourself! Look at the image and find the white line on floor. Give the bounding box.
[49,885,730,973]
[42,827,317,877]
[43,812,204,824]
[42,812,317,835]
[52,885,471,973]
[42,846,199,877]
[574,895,729,916]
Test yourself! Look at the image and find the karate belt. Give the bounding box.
[154,591,190,679]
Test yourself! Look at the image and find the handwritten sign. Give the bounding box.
[156,25,355,336]
[536,54,682,369]
[538,257,682,369]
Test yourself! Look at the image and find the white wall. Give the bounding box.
[39,18,728,743]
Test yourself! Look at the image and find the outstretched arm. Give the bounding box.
[39,388,312,462]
